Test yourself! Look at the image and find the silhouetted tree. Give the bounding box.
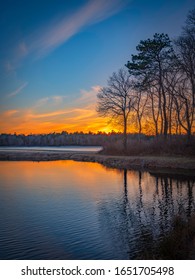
[133,89,148,134]
[174,8,195,139]
[126,33,176,136]
[96,68,136,152]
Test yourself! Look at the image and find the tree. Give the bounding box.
[174,8,195,139]
[126,33,176,136]
[96,68,135,152]
[133,88,148,135]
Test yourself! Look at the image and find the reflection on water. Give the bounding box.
[0,161,194,259]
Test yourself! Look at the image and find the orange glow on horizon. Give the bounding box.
[0,105,117,135]
[1,105,191,135]
[0,112,116,135]
[0,124,116,135]
[0,86,122,135]
[0,86,163,135]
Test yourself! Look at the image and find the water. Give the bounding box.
[0,160,194,260]
[0,146,102,153]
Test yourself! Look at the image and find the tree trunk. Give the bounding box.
[123,117,127,153]
[162,90,168,137]
[151,94,159,135]
[138,116,142,135]
[159,61,168,137]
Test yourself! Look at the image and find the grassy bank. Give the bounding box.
[101,135,195,157]
[0,150,195,174]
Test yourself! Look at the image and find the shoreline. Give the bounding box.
[0,150,195,175]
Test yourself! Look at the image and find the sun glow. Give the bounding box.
[0,108,116,135]
[0,86,117,134]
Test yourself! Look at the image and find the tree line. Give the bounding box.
[0,131,128,146]
[97,8,195,150]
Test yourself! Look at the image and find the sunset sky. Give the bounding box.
[0,0,194,134]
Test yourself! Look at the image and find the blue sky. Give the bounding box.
[0,0,194,134]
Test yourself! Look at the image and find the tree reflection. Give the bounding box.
[97,169,195,259]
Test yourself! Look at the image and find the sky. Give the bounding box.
[0,0,194,135]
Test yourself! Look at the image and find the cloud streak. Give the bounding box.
[7,82,28,98]
[14,0,128,60]
[0,85,113,134]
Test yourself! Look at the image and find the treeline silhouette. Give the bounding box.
[0,131,122,146]
[0,132,194,157]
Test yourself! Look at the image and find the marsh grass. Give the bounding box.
[101,135,195,157]
[137,215,195,259]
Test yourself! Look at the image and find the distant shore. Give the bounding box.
[0,150,195,175]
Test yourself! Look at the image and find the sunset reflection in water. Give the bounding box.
[0,160,194,259]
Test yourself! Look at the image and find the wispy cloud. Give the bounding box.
[17,42,29,58]
[33,85,99,110]
[36,95,65,104]
[78,85,101,104]
[36,0,127,57]
[0,85,113,134]
[3,110,19,117]
[4,61,15,73]
[52,95,65,104]
[7,82,28,98]
[12,0,128,61]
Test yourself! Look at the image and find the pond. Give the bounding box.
[0,160,194,259]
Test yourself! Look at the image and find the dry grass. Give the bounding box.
[138,215,195,260]
[101,135,195,157]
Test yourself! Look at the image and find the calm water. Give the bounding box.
[0,146,102,153]
[0,160,194,260]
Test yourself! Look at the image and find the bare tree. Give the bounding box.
[174,8,195,139]
[173,77,194,139]
[133,89,148,135]
[97,68,135,152]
